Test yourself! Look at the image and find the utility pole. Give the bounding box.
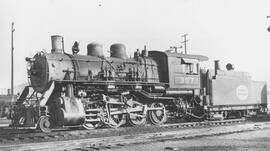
[267,16,270,32]
[181,34,188,54]
[11,22,15,96]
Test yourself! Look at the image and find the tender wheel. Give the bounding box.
[38,116,52,133]
[148,103,167,125]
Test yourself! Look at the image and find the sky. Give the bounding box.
[0,0,270,89]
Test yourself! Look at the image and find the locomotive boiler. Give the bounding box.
[10,35,268,132]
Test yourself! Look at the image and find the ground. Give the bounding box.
[1,119,270,150]
[113,128,270,151]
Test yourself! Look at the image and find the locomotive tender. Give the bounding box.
[10,35,268,132]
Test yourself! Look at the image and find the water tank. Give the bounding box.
[51,35,64,53]
[87,42,104,57]
[110,43,127,59]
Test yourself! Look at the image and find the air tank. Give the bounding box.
[51,35,64,54]
[87,42,104,57]
[110,43,128,59]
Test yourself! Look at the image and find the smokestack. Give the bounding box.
[214,60,220,76]
[51,35,64,53]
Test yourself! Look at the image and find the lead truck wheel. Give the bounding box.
[38,116,52,133]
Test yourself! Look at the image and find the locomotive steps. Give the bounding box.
[1,120,270,151]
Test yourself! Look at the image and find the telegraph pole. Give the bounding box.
[11,22,15,96]
[181,34,188,54]
[267,16,270,32]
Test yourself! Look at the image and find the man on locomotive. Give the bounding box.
[72,41,80,55]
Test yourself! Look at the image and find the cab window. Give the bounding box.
[181,58,199,74]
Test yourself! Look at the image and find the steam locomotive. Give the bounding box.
[10,35,268,132]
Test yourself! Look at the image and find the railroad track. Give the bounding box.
[1,119,270,151]
[0,118,245,145]
[161,118,245,128]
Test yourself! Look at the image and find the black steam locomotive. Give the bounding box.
[10,35,268,132]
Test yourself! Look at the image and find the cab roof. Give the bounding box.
[149,50,209,62]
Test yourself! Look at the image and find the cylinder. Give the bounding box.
[110,43,128,59]
[87,42,104,57]
[51,35,64,54]
[214,60,220,75]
